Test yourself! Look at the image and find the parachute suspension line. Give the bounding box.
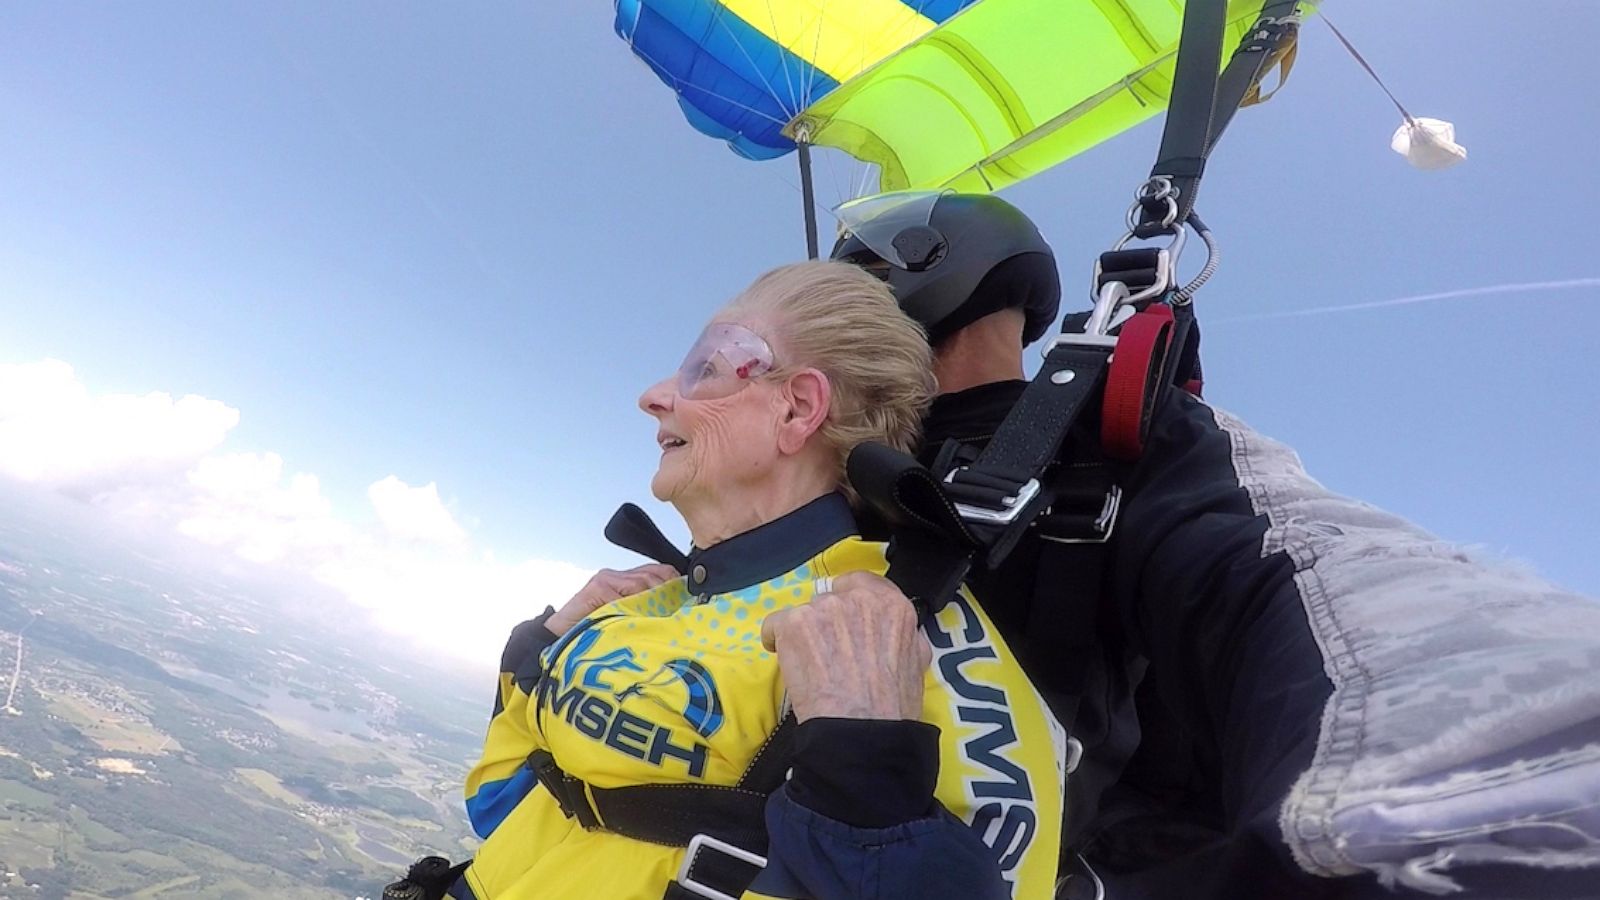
[626,40,791,129]
[757,0,804,116]
[796,123,820,259]
[1320,13,1415,124]
[855,157,877,202]
[803,0,830,111]
[708,10,799,123]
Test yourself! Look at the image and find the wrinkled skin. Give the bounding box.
[637,312,835,549]
[638,367,787,512]
[761,570,932,722]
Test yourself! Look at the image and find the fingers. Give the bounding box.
[762,575,931,721]
[548,562,683,635]
[760,606,791,652]
[589,562,682,600]
[827,569,895,595]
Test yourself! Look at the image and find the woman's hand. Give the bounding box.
[544,563,681,636]
[761,571,932,722]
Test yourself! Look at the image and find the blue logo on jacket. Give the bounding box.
[541,629,724,777]
[616,658,725,738]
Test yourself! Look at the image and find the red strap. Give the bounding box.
[1102,306,1175,460]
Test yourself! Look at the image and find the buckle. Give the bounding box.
[676,833,768,900]
[943,469,1041,525]
[1038,487,1122,545]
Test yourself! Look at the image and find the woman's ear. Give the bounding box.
[776,369,831,455]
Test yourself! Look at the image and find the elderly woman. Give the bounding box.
[451,262,1064,900]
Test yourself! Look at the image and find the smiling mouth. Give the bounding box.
[659,436,687,452]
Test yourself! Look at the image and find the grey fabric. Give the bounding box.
[1207,407,1600,894]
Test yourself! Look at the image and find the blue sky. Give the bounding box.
[2,1,1596,654]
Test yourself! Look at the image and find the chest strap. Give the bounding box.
[530,748,771,848]
[528,713,795,899]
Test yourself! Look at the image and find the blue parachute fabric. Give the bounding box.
[614,0,840,159]
[909,0,979,21]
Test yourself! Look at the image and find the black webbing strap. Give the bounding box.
[968,345,1110,473]
[942,342,1114,568]
[846,441,978,615]
[1208,0,1303,149]
[531,747,771,848]
[1137,0,1229,236]
[527,711,798,899]
[528,707,795,845]
[1137,0,1304,237]
[1096,248,1167,296]
[664,843,765,900]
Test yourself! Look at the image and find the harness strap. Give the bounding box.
[664,835,767,900]
[530,748,772,848]
[1211,1,1304,145]
[942,342,1115,569]
[1102,305,1177,461]
[1137,0,1304,237]
[527,711,797,899]
[1136,0,1228,236]
[846,441,976,615]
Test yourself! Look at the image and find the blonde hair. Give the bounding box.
[726,260,935,497]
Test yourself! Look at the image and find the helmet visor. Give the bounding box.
[833,191,943,269]
[675,322,775,400]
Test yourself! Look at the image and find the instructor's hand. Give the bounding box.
[761,571,931,722]
[546,563,681,636]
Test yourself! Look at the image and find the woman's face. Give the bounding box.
[638,318,788,509]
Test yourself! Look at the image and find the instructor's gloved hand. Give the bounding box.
[761,571,932,721]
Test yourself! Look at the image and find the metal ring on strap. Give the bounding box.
[1126,193,1179,233]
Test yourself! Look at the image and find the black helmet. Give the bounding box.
[830,192,1060,346]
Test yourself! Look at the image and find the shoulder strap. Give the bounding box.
[846,441,977,615]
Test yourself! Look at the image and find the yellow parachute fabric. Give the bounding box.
[788,0,1279,193]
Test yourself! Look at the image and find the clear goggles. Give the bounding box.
[674,322,776,400]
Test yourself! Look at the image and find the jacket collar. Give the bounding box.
[685,493,856,595]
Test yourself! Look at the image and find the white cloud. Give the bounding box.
[0,359,238,488]
[177,452,350,565]
[315,550,593,655]
[0,358,595,662]
[368,475,466,546]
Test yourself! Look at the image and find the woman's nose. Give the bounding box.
[638,377,675,416]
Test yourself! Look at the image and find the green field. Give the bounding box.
[0,494,485,900]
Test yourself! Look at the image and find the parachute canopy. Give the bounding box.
[614,0,981,161]
[615,0,1273,192]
